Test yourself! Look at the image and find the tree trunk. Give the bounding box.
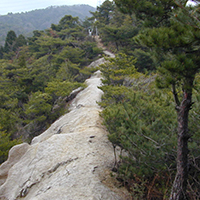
[170,91,192,200]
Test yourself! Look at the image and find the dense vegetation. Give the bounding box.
[0,15,102,163]
[90,0,200,199]
[0,5,95,46]
[99,54,200,199]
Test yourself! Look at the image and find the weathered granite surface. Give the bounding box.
[0,70,130,200]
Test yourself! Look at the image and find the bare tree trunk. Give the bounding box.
[170,90,192,200]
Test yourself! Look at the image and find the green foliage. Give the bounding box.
[45,80,84,99]
[0,14,101,158]
[90,0,115,25]
[100,53,137,86]
[101,71,200,199]
[187,76,200,198]
[59,46,85,64]
[52,15,80,31]
[97,1,200,199]
[114,0,176,27]
[101,75,178,198]
[35,35,66,56]
[131,48,155,72]
[15,34,27,48]
[101,22,139,51]
[24,91,52,122]
[81,41,103,60]
[0,130,21,163]
[4,30,17,53]
[104,87,177,172]
[90,1,156,72]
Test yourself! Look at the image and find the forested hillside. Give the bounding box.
[0,14,102,163]
[0,5,95,45]
[0,0,200,199]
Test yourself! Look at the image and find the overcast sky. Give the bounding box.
[0,0,102,15]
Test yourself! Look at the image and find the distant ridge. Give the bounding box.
[0,5,96,45]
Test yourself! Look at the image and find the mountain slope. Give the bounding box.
[0,55,130,199]
[0,5,95,45]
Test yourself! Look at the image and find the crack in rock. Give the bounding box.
[18,157,78,198]
[48,157,78,174]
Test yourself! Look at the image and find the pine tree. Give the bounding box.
[0,129,21,163]
[15,34,27,48]
[0,14,101,144]
[4,30,17,53]
[90,0,115,25]
[114,0,200,199]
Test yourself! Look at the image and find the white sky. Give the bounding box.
[0,0,103,15]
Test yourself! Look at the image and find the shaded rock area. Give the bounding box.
[0,68,131,199]
[87,57,106,68]
[65,87,84,102]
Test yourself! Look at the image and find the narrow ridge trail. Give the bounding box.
[0,48,130,199]
[95,36,115,58]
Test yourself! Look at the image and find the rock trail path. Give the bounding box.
[0,46,130,199]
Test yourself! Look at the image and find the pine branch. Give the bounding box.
[174,1,200,29]
[124,134,147,155]
[140,133,160,145]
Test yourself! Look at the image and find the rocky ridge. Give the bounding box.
[0,50,131,199]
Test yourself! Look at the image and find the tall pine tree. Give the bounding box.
[4,30,17,53]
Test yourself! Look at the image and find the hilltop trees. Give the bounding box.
[114,0,177,27]
[0,14,102,162]
[0,30,27,59]
[90,0,155,72]
[0,5,96,46]
[90,0,115,25]
[4,30,17,53]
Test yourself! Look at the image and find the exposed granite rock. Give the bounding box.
[0,143,30,186]
[87,50,115,69]
[103,50,115,58]
[0,70,130,200]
